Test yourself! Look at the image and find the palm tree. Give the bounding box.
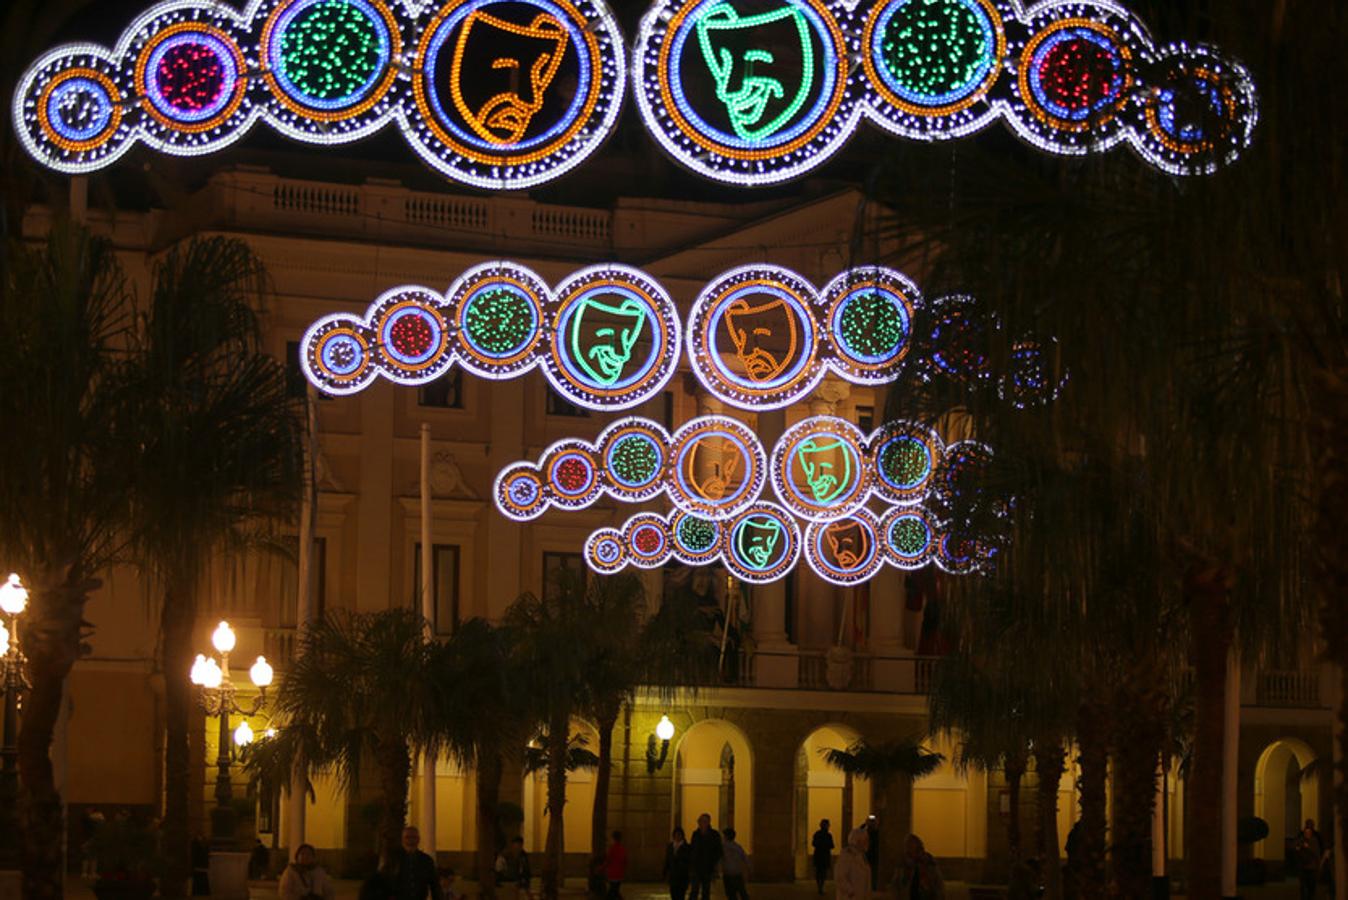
[0,223,141,898]
[127,237,302,897]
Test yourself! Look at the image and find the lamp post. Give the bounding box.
[189,621,272,847]
[0,574,28,868]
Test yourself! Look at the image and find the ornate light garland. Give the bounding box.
[15,0,1256,183]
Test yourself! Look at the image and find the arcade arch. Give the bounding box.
[1253,738,1319,862]
[673,719,755,851]
[793,725,872,877]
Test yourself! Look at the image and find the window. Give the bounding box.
[419,370,464,409]
[855,405,874,434]
[546,389,589,418]
[413,543,460,635]
[542,551,585,600]
[783,569,797,644]
[284,341,307,399]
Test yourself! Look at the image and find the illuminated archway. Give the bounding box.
[521,719,601,854]
[673,718,754,851]
[1253,738,1319,862]
[794,724,872,877]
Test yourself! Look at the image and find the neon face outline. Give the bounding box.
[450,9,568,145]
[736,514,783,568]
[795,435,854,504]
[567,292,649,387]
[823,518,867,567]
[724,294,799,383]
[694,2,813,142]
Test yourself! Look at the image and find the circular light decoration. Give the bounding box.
[669,510,723,565]
[934,439,994,511]
[624,513,672,568]
[494,463,548,519]
[301,314,377,395]
[544,441,603,508]
[805,510,883,585]
[1134,42,1258,176]
[634,0,855,185]
[859,0,1007,139]
[871,419,943,506]
[724,502,800,583]
[999,337,1067,408]
[821,266,919,382]
[585,529,628,574]
[1007,2,1149,155]
[128,8,253,152]
[688,265,823,409]
[667,416,768,519]
[600,419,668,500]
[547,265,681,411]
[448,261,549,379]
[16,47,134,173]
[880,505,938,569]
[935,528,986,574]
[369,288,453,382]
[260,0,402,140]
[924,293,992,384]
[406,0,626,189]
[770,416,870,521]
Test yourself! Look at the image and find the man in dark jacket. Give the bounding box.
[391,826,443,900]
[689,814,723,900]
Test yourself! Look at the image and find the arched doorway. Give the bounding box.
[674,719,754,851]
[794,725,872,878]
[1253,738,1319,865]
[522,719,601,854]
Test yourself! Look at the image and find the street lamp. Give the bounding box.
[189,620,271,845]
[0,573,28,867]
[646,714,676,773]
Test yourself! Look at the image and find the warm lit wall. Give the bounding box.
[911,734,986,859]
[65,666,157,805]
[676,719,754,851]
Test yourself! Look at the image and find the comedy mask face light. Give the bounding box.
[451,10,567,144]
[568,293,648,386]
[696,3,813,142]
[724,295,798,382]
[795,436,854,504]
[737,515,783,568]
[824,519,868,568]
[685,437,744,500]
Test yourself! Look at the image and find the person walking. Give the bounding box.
[721,828,751,900]
[391,826,444,900]
[833,827,870,900]
[496,837,532,900]
[664,827,692,900]
[605,831,629,900]
[893,835,943,900]
[864,818,880,891]
[280,844,337,900]
[689,814,724,900]
[1294,821,1325,900]
[811,820,835,895]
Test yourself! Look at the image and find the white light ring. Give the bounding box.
[870,419,943,506]
[880,505,938,569]
[586,528,629,574]
[544,264,682,411]
[14,46,139,173]
[623,512,674,569]
[494,463,548,520]
[819,265,921,383]
[666,415,768,520]
[668,510,724,565]
[723,502,800,584]
[933,439,995,511]
[686,264,826,410]
[300,313,379,396]
[804,509,884,585]
[447,261,550,380]
[598,418,672,502]
[369,288,454,382]
[769,416,872,521]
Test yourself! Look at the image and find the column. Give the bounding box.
[1220,648,1240,899]
[750,407,796,688]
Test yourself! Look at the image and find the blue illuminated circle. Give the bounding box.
[459,283,541,361]
[704,284,817,391]
[46,77,114,141]
[869,0,997,107]
[885,510,934,567]
[1155,79,1224,143]
[724,503,798,583]
[877,435,932,490]
[267,0,393,110]
[605,432,663,489]
[594,535,622,564]
[379,305,445,367]
[831,285,911,367]
[1026,26,1126,123]
[507,475,539,505]
[318,331,366,376]
[549,450,597,498]
[808,514,882,585]
[671,427,759,516]
[673,513,720,557]
[552,285,663,392]
[143,31,240,124]
[629,521,668,561]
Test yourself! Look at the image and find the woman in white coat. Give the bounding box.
[834,827,871,900]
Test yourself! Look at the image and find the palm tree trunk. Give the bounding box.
[590,705,618,859]
[18,569,91,900]
[159,587,194,898]
[1034,741,1065,900]
[542,718,569,900]
[476,751,503,900]
[378,738,412,865]
[1005,751,1026,865]
[1111,682,1165,900]
[1075,700,1110,900]
[1186,568,1232,900]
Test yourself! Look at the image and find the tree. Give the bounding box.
[127,237,302,897]
[0,224,141,899]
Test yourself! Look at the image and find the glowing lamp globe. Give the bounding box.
[200,658,223,690]
[189,654,208,685]
[264,727,277,740]
[249,656,273,688]
[233,721,254,747]
[655,715,675,742]
[211,621,236,654]
[0,573,28,615]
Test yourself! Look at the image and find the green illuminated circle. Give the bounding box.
[891,516,929,555]
[610,435,660,485]
[881,0,991,101]
[678,516,718,552]
[463,287,536,357]
[880,437,931,488]
[839,291,907,359]
[280,0,384,101]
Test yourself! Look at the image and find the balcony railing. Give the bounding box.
[1255,669,1321,708]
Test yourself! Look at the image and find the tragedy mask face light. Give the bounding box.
[451,10,568,144]
[724,295,798,383]
[737,515,783,568]
[568,293,649,386]
[695,2,813,142]
[685,437,744,501]
[795,436,853,504]
[823,518,868,568]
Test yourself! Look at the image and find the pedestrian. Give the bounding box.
[833,827,870,900]
[689,813,724,900]
[605,830,629,900]
[721,828,750,900]
[250,839,271,880]
[811,819,835,895]
[496,836,532,900]
[893,835,943,900]
[280,843,337,900]
[664,827,692,900]
[1294,821,1324,900]
[389,826,443,900]
[439,869,457,900]
[864,818,879,890]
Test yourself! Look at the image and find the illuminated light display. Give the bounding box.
[669,510,724,564]
[821,266,919,382]
[923,293,992,384]
[625,513,672,568]
[300,262,678,409]
[804,509,884,585]
[769,417,871,521]
[871,419,943,506]
[933,438,994,511]
[585,529,629,574]
[724,502,801,583]
[880,505,938,569]
[1000,337,1068,408]
[666,416,768,519]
